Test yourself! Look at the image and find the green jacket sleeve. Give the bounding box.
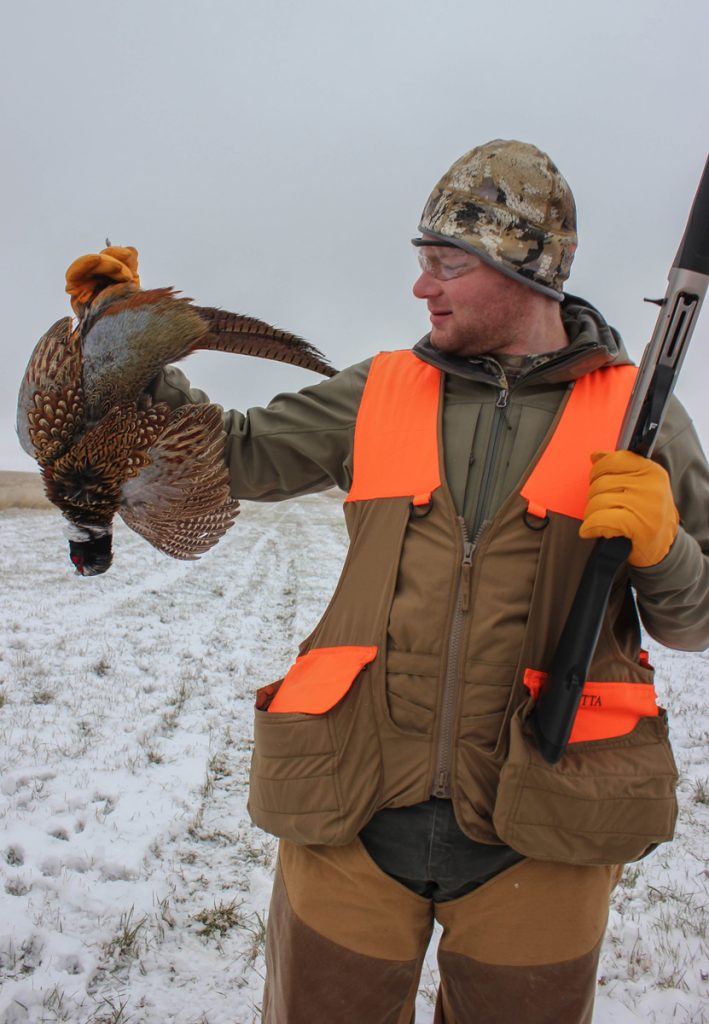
[630,396,709,652]
[149,361,371,500]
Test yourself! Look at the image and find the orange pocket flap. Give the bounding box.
[523,669,659,743]
[268,646,378,714]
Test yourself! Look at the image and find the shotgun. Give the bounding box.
[532,154,709,765]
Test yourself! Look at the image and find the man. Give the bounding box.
[67,140,709,1023]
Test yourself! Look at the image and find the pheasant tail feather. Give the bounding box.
[193,306,337,377]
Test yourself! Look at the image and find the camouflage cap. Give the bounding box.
[418,140,577,300]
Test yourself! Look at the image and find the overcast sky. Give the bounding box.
[3,0,708,472]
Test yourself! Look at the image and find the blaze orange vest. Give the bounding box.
[272,351,655,745]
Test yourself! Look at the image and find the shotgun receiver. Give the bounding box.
[532,155,709,765]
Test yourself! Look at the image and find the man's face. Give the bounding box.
[412,245,556,358]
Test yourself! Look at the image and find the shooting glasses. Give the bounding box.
[412,238,483,281]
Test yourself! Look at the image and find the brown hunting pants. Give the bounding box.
[262,838,622,1024]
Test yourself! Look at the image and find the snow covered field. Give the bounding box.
[0,497,707,1023]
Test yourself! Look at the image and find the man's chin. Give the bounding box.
[429,328,489,359]
[429,328,457,352]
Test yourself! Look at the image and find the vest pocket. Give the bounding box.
[522,668,659,744]
[458,663,519,754]
[266,646,378,714]
[248,646,382,846]
[384,651,439,734]
[493,696,678,865]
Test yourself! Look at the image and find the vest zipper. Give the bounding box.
[471,384,509,537]
[432,516,475,798]
[432,382,508,799]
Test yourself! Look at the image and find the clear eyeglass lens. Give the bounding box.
[417,247,481,280]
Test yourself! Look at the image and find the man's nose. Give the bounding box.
[412,271,442,299]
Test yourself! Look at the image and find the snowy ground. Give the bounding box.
[0,497,707,1024]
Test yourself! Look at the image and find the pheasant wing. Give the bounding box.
[120,504,240,560]
[17,317,84,464]
[193,306,337,377]
[81,289,209,419]
[81,289,336,422]
[118,403,239,559]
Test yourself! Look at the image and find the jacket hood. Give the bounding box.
[413,292,633,386]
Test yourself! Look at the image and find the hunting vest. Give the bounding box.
[249,351,678,865]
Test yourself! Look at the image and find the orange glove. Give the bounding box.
[579,450,679,567]
[65,245,140,314]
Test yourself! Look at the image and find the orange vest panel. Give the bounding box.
[268,646,379,714]
[346,351,442,506]
[520,364,638,520]
[347,351,637,523]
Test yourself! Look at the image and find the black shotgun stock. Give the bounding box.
[532,155,709,765]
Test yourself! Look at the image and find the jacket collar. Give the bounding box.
[412,292,633,388]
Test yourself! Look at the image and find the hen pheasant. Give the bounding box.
[17,248,336,575]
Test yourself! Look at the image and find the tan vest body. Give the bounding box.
[249,353,678,865]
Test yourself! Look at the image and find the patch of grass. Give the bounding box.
[188,824,236,846]
[86,996,132,1024]
[161,680,191,733]
[691,777,709,805]
[94,795,117,823]
[208,752,232,780]
[242,911,267,966]
[194,899,244,939]
[621,864,642,889]
[5,876,30,896]
[200,770,214,801]
[0,934,44,979]
[654,897,708,942]
[5,845,24,866]
[103,908,148,962]
[187,805,205,836]
[154,894,176,931]
[32,688,54,705]
[239,835,276,870]
[624,936,653,981]
[167,680,191,712]
[93,656,112,678]
[42,985,71,1020]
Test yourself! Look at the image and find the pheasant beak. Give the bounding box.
[68,533,113,576]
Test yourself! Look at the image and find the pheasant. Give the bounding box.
[17,246,336,575]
